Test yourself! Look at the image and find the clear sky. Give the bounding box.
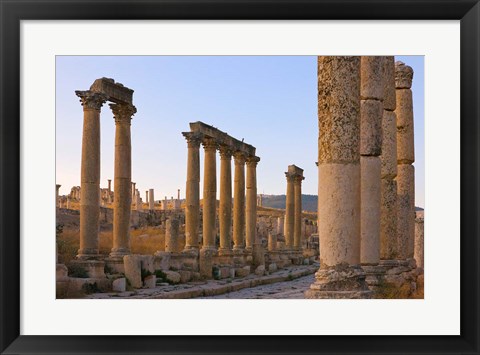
[56,55,424,208]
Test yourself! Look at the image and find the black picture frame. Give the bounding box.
[1,1,479,354]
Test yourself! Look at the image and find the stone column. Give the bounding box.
[233,152,246,252]
[219,145,233,255]
[306,56,371,299]
[135,190,142,211]
[277,216,284,236]
[107,179,112,193]
[268,233,277,252]
[145,191,149,204]
[165,218,181,253]
[183,132,202,250]
[414,211,424,269]
[56,184,61,208]
[75,90,107,258]
[360,56,384,267]
[202,137,217,251]
[245,156,260,250]
[395,61,415,262]
[131,182,136,202]
[149,189,154,210]
[284,173,295,250]
[380,56,399,263]
[293,174,304,250]
[110,103,136,258]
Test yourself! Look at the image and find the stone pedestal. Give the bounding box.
[75,90,107,259]
[110,103,136,259]
[307,56,371,299]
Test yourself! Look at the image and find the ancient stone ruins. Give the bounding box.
[56,57,424,299]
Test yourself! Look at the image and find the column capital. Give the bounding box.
[285,172,296,183]
[293,175,305,184]
[202,137,218,151]
[182,132,203,148]
[395,61,413,89]
[233,151,246,165]
[246,155,260,167]
[110,103,136,124]
[219,145,234,159]
[75,90,108,110]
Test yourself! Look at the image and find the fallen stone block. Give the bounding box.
[112,278,126,292]
[144,275,156,289]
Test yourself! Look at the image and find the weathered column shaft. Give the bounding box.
[76,90,107,258]
[293,176,303,250]
[111,103,136,258]
[285,175,295,249]
[268,233,277,252]
[233,153,246,251]
[277,216,284,235]
[360,56,384,265]
[380,56,399,260]
[202,138,217,250]
[219,147,233,253]
[149,189,154,210]
[165,218,181,253]
[183,133,202,250]
[246,156,260,250]
[414,212,424,269]
[395,61,415,260]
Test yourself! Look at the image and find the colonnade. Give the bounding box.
[182,122,260,255]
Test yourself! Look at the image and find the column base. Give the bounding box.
[362,264,386,288]
[69,259,106,279]
[218,248,233,256]
[76,248,100,260]
[109,248,131,260]
[305,263,372,299]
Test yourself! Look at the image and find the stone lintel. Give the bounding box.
[189,121,256,156]
[90,77,134,105]
[287,164,304,177]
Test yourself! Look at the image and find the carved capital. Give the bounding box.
[109,103,136,124]
[233,152,246,165]
[285,172,296,183]
[182,132,203,148]
[246,155,260,167]
[202,137,218,151]
[75,90,108,110]
[394,61,413,89]
[219,145,234,159]
[293,175,305,184]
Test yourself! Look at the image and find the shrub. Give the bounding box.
[67,264,89,278]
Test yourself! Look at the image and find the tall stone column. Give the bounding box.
[131,182,136,201]
[380,56,399,263]
[219,145,233,254]
[145,191,149,204]
[277,216,284,236]
[293,173,304,250]
[202,137,217,251]
[306,56,371,299]
[395,61,415,262]
[284,173,295,250]
[107,179,112,193]
[110,103,136,258]
[56,184,61,208]
[183,132,202,250]
[360,56,384,267]
[135,190,142,211]
[75,90,107,258]
[149,189,154,210]
[245,156,260,250]
[233,152,246,252]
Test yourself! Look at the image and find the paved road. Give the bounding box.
[198,273,315,299]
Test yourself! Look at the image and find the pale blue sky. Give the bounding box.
[56,56,424,208]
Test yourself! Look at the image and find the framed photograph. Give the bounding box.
[1,0,479,354]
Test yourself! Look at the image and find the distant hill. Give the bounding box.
[260,194,318,212]
[260,194,423,213]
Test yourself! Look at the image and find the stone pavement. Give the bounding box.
[198,273,315,299]
[86,264,318,300]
